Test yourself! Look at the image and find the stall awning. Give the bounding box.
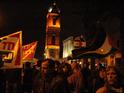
[72,31,117,59]
[73,47,117,59]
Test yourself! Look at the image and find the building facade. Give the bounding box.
[63,35,86,59]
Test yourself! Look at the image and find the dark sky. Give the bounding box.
[0,0,120,58]
[0,1,71,42]
[0,1,45,43]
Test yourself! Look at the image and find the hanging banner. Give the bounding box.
[22,41,38,62]
[0,31,22,69]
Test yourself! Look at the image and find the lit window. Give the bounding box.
[53,17,57,25]
[52,33,56,45]
[48,7,52,12]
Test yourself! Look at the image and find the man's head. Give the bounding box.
[41,59,55,76]
[99,67,106,79]
[71,61,79,70]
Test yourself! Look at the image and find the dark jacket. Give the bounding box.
[33,71,70,93]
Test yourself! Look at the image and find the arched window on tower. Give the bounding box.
[52,33,56,45]
[53,17,57,25]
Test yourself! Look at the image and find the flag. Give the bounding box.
[0,31,22,69]
[22,41,38,61]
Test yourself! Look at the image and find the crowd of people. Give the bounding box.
[0,58,124,93]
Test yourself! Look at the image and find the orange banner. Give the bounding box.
[22,41,38,61]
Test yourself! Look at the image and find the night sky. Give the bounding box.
[0,1,45,43]
[0,0,120,59]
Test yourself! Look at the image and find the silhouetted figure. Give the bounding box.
[81,63,91,92]
[32,64,41,93]
[68,62,85,93]
[23,62,33,93]
[0,69,6,93]
[62,63,72,78]
[94,67,106,92]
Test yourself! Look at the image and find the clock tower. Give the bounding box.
[45,2,60,60]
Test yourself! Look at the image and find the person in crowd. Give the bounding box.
[67,61,85,93]
[33,58,70,93]
[23,62,33,93]
[61,62,72,93]
[81,62,91,93]
[62,62,72,78]
[94,66,106,92]
[54,60,63,74]
[0,69,6,93]
[32,63,41,93]
[96,66,124,93]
